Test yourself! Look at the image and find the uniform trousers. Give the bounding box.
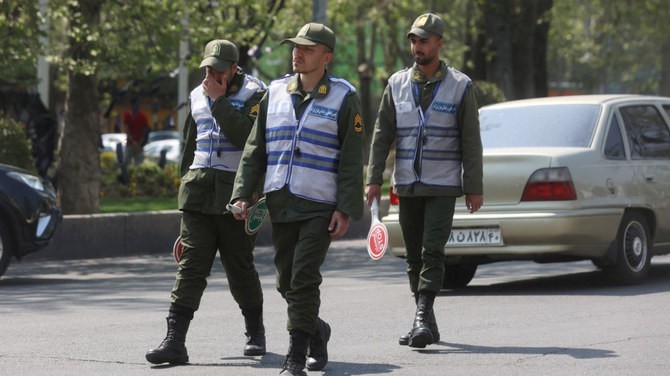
[170,210,263,311]
[398,196,456,294]
[271,216,331,335]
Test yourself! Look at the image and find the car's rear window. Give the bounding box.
[479,104,600,148]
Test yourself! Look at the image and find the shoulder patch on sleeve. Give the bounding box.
[353,113,363,134]
[250,103,260,118]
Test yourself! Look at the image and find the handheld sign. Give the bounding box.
[226,198,270,235]
[367,198,388,260]
[173,236,184,263]
[244,197,269,235]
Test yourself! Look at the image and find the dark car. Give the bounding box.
[0,163,62,277]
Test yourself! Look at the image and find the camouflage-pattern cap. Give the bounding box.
[281,23,336,51]
[199,39,239,72]
[407,13,445,39]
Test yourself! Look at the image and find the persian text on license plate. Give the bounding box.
[446,227,502,246]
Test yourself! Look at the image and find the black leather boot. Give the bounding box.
[242,305,266,356]
[145,312,191,364]
[408,291,436,348]
[428,309,440,342]
[399,293,419,345]
[279,329,310,376]
[306,318,331,371]
[400,294,440,346]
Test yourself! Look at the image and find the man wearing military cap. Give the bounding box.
[230,22,365,376]
[145,39,268,365]
[366,12,484,348]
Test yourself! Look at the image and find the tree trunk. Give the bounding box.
[484,0,515,99]
[356,8,375,161]
[532,0,552,97]
[57,0,102,214]
[660,39,670,96]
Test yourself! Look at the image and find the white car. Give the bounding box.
[143,139,182,165]
[382,95,670,287]
[100,133,126,153]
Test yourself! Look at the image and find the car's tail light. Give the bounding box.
[521,167,577,201]
[389,186,399,206]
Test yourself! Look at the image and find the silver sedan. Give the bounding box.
[383,94,670,287]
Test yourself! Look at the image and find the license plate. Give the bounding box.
[446,227,502,247]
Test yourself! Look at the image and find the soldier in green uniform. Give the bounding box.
[365,13,484,349]
[145,39,267,365]
[230,23,365,376]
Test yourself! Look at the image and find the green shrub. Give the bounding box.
[100,155,180,199]
[474,81,506,108]
[0,116,35,171]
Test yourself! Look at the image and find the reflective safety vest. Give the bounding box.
[189,74,266,171]
[264,76,354,204]
[389,67,471,188]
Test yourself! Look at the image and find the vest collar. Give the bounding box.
[286,71,331,98]
[410,61,447,83]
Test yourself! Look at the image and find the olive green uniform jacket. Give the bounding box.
[232,73,365,222]
[366,61,483,197]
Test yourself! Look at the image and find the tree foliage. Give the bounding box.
[2,0,670,214]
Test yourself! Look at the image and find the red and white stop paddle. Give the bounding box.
[173,235,184,263]
[367,198,388,260]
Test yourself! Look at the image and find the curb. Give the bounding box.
[28,199,389,261]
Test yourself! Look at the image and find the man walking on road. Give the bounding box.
[145,39,267,365]
[365,13,484,349]
[230,23,365,375]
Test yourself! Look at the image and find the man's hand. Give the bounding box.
[228,200,249,220]
[465,194,484,213]
[328,210,350,239]
[202,72,227,101]
[365,184,381,206]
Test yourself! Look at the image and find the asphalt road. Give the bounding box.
[1,239,669,376]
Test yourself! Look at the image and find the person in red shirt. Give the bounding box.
[123,96,150,165]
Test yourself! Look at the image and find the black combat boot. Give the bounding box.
[398,293,419,345]
[279,329,310,376]
[306,318,331,371]
[408,291,436,348]
[241,304,266,356]
[145,311,191,364]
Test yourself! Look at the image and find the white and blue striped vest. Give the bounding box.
[264,76,354,204]
[389,67,471,188]
[189,74,266,171]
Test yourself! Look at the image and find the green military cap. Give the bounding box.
[407,13,445,39]
[281,22,336,51]
[199,39,239,72]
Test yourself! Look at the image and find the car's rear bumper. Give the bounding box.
[383,207,622,260]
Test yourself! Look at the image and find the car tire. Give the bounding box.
[607,212,652,284]
[442,263,478,289]
[0,221,13,278]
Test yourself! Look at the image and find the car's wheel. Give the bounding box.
[606,212,652,284]
[442,263,478,289]
[0,221,13,278]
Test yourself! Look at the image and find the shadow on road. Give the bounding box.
[419,341,617,359]
[441,259,670,297]
[146,351,401,375]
